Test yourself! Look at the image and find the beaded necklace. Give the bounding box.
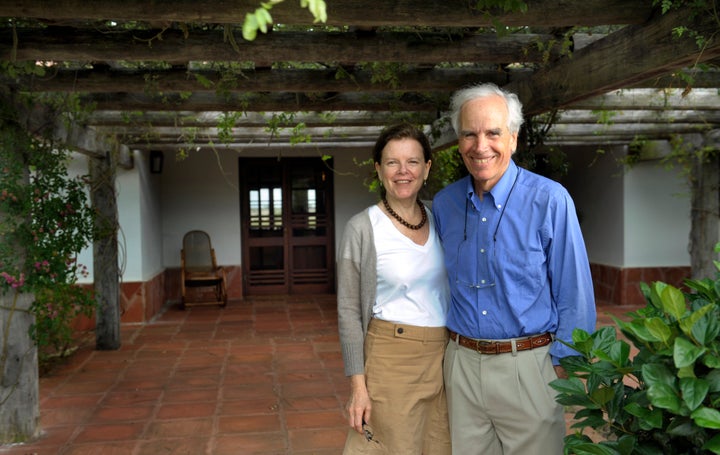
[382,197,427,230]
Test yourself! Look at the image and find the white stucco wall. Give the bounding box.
[115,163,143,280]
[138,150,164,279]
[74,149,165,283]
[623,159,690,267]
[562,145,690,268]
[330,150,379,252]
[160,148,242,268]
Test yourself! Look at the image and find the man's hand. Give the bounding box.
[553,365,568,379]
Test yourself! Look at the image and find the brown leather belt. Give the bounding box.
[449,331,553,355]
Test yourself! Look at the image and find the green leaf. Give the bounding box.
[706,369,720,392]
[679,303,714,339]
[254,7,273,34]
[667,416,700,436]
[660,284,686,320]
[593,326,620,349]
[570,443,619,455]
[616,319,656,343]
[570,408,609,430]
[558,355,592,375]
[647,281,669,310]
[590,385,616,406]
[608,339,631,366]
[702,433,720,454]
[307,0,328,23]
[647,383,681,413]
[603,381,626,422]
[625,402,663,429]
[674,337,705,368]
[677,365,696,379]
[616,435,637,455]
[694,310,720,346]
[549,378,586,395]
[242,13,258,41]
[645,317,672,344]
[550,378,597,408]
[679,377,709,411]
[569,328,594,356]
[691,406,720,429]
[642,363,676,388]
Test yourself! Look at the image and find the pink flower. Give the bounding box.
[1,271,25,289]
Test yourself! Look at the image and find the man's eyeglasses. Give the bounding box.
[455,170,520,289]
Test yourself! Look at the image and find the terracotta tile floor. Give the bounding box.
[0,295,638,455]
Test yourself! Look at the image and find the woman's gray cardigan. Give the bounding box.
[337,208,377,377]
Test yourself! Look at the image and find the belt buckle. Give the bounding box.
[475,339,497,354]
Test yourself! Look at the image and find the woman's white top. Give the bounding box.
[369,204,450,327]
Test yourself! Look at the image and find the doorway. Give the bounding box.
[240,157,335,295]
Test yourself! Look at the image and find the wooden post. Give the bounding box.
[90,151,121,350]
[0,149,39,443]
[0,292,39,443]
[690,130,720,280]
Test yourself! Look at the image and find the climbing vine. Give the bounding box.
[0,88,96,366]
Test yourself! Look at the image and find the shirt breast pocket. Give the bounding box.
[495,248,547,299]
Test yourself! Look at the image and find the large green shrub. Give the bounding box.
[553,247,720,454]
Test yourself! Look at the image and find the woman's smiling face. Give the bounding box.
[374,138,431,202]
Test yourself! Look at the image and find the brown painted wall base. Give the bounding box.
[73,266,244,330]
[591,263,691,306]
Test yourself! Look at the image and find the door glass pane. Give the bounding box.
[248,167,283,238]
[291,165,326,237]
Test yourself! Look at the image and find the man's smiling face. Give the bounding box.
[458,94,518,193]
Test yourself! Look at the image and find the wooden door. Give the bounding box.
[240,157,335,295]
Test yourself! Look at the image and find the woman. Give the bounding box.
[337,123,451,454]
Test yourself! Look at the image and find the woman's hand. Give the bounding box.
[346,374,371,434]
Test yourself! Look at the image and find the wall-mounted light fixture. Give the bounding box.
[150,150,164,174]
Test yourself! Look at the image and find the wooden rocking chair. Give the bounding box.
[181,230,227,309]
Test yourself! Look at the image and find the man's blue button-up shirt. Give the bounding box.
[432,161,596,362]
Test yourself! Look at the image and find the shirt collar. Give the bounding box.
[464,160,519,211]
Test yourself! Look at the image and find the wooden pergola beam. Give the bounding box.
[81,91,450,112]
[508,7,720,114]
[11,67,514,93]
[13,66,719,96]
[0,28,560,64]
[86,110,440,127]
[0,0,653,28]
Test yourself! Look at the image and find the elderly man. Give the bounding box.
[432,83,596,455]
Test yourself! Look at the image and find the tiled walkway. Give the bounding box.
[1,295,636,455]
